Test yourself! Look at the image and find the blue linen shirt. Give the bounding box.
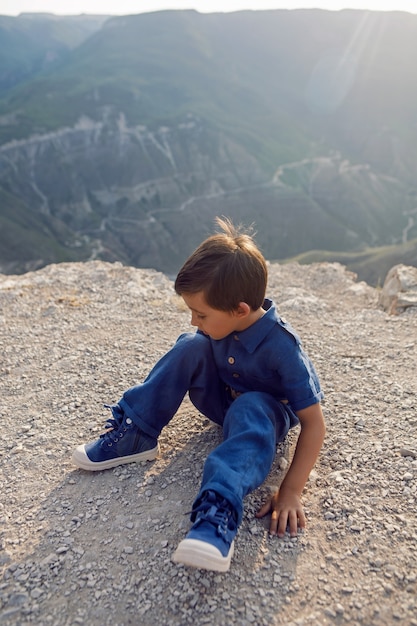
[203,298,323,413]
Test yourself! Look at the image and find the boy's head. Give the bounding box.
[174,217,267,312]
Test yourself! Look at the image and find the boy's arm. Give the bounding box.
[256,402,325,536]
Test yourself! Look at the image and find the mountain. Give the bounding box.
[0,9,416,283]
[0,13,108,95]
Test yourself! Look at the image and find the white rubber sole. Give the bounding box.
[71,443,159,471]
[172,538,234,572]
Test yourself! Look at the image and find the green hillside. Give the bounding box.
[286,239,417,287]
[0,187,92,271]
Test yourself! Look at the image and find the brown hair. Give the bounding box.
[174,217,267,311]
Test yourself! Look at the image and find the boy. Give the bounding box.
[72,218,325,573]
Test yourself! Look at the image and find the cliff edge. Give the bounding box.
[0,261,416,625]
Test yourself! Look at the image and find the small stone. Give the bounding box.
[279,457,288,471]
[7,592,29,607]
[400,448,417,458]
[350,525,363,532]
[11,444,24,454]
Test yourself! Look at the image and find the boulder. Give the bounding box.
[379,264,417,314]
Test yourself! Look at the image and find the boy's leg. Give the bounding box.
[196,392,292,522]
[72,332,225,470]
[120,332,226,436]
[172,392,292,571]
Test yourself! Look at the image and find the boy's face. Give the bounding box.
[182,291,241,340]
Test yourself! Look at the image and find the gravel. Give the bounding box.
[0,260,416,626]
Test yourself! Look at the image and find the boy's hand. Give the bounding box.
[256,403,324,537]
[255,487,306,537]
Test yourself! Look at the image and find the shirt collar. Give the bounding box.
[233,298,277,354]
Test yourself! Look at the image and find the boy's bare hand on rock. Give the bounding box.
[255,488,306,537]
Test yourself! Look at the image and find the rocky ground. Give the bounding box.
[0,260,416,626]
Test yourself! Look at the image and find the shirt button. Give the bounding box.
[232,373,240,378]
[233,335,239,341]
[228,356,235,365]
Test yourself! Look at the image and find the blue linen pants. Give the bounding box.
[115,332,296,524]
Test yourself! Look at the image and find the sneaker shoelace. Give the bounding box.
[193,492,237,542]
[99,406,130,444]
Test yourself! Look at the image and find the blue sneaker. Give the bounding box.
[172,490,237,572]
[71,410,159,471]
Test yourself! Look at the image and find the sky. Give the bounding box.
[1,0,417,17]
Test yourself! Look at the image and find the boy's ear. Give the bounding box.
[235,302,251,318]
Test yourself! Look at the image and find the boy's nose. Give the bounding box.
[190,313,198,327]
